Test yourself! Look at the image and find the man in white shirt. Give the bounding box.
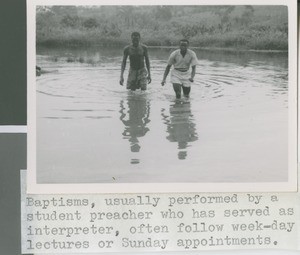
[161,39,198,99]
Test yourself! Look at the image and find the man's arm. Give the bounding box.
[161,65,171,86]
[189,51,198,82]
[161,51,176,86]
[189,65,196,82]
[120,48,128,85]
[144,47,151,84]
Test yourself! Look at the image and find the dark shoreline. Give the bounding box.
[148,46,288,53]
[36,43,288,54]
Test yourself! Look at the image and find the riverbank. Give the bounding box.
[37,29,288,51]
[37,40,288,53]
[37,6,288,51]
[37,35,288,52]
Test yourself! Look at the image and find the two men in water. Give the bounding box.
[120,32,198,99]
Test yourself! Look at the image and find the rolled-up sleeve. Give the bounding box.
[167,51,176,66]
[190,51,199,66]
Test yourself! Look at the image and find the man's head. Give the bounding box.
[131,32,141,47]
[179,39,189,53]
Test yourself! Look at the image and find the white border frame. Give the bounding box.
[0,126,27,133]
[27,0,298,194]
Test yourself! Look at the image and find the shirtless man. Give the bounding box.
[161,39,198,99]
[120,32,151,91]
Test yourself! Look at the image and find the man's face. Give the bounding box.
[131,35,140,46]
[180,41,188,53]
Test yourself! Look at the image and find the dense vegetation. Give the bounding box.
[36,6,288,50]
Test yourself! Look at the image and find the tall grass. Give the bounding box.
[37,28,288,51]
[36,6,288,51]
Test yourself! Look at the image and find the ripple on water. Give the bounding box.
[36,50,289,183]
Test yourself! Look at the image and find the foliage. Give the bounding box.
[36,5,288,50]
[82,18,99,29]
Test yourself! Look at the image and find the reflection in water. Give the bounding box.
[36,46,289,183]
[120,94,151,164]
[162,100,198,160]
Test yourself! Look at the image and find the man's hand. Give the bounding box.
[189,77,194,82]
[147,75,152,84]
[161,79,166,86]
[119,76,124,86]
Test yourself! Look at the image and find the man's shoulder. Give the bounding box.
[170,49,180,56]
[140,43,148,48]
[140,44,148,52]
[187,49,197,56]
[124,44,148,51]
[123,45,131,52]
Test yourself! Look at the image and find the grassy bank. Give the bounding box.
[36,6,288,51]
[37,33,288,51]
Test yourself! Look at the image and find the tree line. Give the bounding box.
[36,6,288,50]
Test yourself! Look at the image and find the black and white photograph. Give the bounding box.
[27,0,297,193]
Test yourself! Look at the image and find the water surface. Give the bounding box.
[36,46,288,183]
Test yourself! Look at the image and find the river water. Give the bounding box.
[36,46,288,184]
